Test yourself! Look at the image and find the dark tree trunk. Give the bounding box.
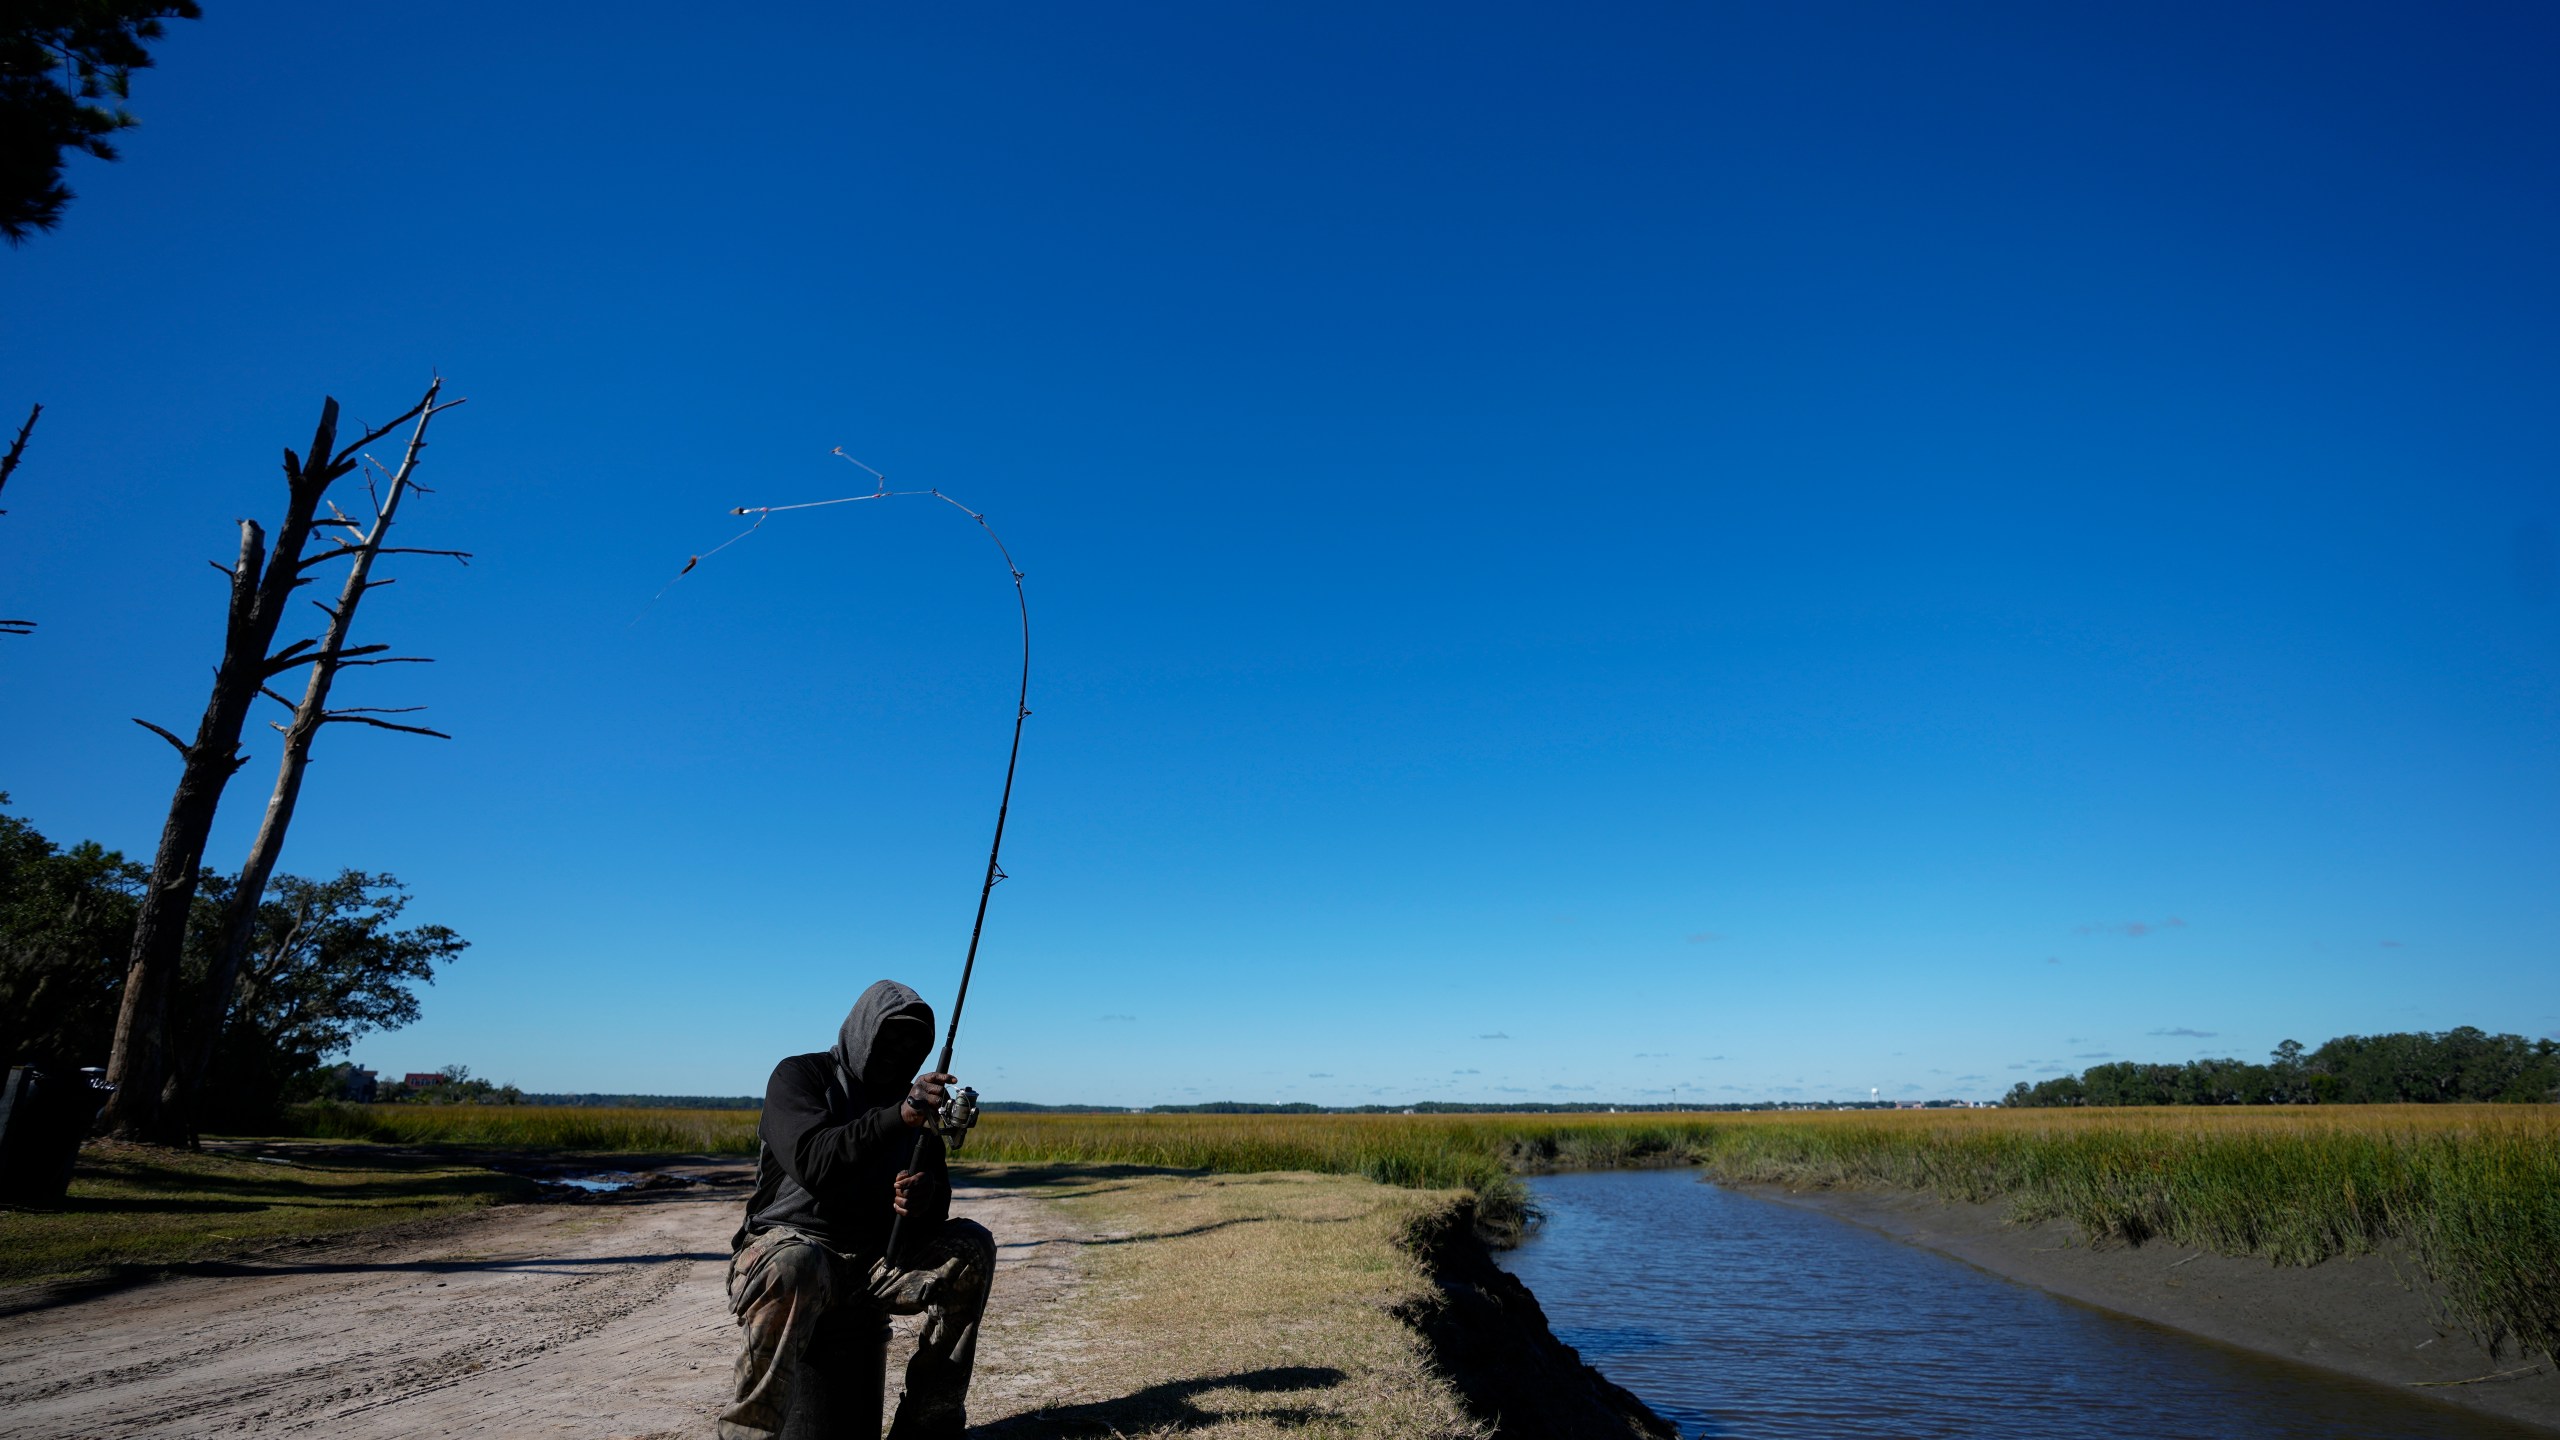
[101,393,432,1143]
[103,517,273,1140]
[166,382,459,1129]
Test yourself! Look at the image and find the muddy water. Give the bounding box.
[1498,1169,2541,1440]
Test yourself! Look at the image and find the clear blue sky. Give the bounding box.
[3,3,2554,1105]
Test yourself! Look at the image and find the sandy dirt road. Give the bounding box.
[0,1174,1085,1440]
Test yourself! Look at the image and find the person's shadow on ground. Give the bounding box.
[972,1364,1349,1436]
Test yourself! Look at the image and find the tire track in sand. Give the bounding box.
[0,1176,1083,1439]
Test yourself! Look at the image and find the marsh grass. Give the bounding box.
[956,1106,2560,1359]
[1672,1107,2560,1357]
[290,1100,762,1153]
[281,1102,2560,1359]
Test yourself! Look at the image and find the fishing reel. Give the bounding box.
[935,1084,980,1151]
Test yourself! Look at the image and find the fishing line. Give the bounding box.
[654,449,1031,1082]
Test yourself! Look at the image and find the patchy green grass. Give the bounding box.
[0,1140,536,1286]
[973,1166,1488,1440]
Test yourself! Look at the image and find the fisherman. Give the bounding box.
[720,980,997,1440]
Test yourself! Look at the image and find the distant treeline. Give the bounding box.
[979,1101,1127,1113]
[520,1093,762,1110]
[2004,1028,2560,1107]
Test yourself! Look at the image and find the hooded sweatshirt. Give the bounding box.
[734,979,951,1260]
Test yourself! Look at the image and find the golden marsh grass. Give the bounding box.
[287,1102,2560,1358]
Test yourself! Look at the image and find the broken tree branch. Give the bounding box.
[323,714,452,739]
[0,402,38,510]
[293,542,473,571]
[131,718,188,755]
[323,396,435,472]
[260,641,388,675]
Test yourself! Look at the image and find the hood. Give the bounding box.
[832,979,936,1101]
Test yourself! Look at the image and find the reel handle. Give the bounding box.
[881,1085,978,1268]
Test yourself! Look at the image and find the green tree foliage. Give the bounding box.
[2004,1029,2560,1107]
[0,1,199,243]
[186,870,468,1128]
[0,795,145,1071]
[0,800,464,1128]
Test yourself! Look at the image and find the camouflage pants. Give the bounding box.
[719,1220,996,1440]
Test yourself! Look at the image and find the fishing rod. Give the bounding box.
[689,451,1028,1258]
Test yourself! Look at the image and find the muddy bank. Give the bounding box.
[1398,1198,1678,1438]
[1749,1182,2559,1435]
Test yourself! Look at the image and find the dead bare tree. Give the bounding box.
[101,384,452,1142]
[163,381,468,1128]
[2,402,41,636]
